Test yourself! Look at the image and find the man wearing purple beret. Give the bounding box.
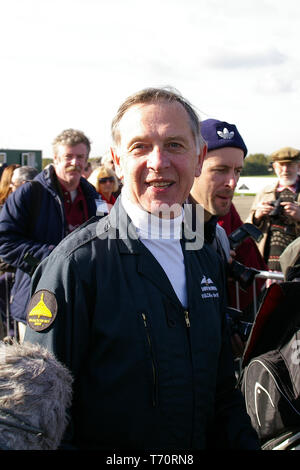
[189,118,265,356]
[190,118,246,223]
[189,118,246,263]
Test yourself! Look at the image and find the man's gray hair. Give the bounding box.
[111,87,206,153]
[13,166,39,185]
[52,128,91,156]
[0,340,73,450]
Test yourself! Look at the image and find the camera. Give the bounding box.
[226,307,253,342]
[269,198,283,218]
[228,223,263,250]
[227,223,262,289]
[228,259,259,290]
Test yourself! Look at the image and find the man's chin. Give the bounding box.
[63,174,81,188]
[214,202,231,218]
[66,172,81,180]
[141,201,183,219]
[280,177,297,186]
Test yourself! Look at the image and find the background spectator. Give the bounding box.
[247,147,300,271]
[88,165,118,211]
[0,163,8,181]
[101,151,115,170]
[10,166,39,191]
[0,129,100,342]
[0,164,20,209]
[82,161,92,179]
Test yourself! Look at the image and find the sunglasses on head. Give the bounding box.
[99,176,114,183]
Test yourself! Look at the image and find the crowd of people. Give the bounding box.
[0,86,299,451]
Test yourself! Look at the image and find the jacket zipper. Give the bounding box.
[54,196,65,238]
[183,308,195,447]
[184,310,190,328]
[142,313,157,407]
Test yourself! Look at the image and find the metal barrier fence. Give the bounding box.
[234,270,285,318]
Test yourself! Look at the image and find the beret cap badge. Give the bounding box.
[217,128,235,140]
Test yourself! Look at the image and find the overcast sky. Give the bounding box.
[1,0,300,159]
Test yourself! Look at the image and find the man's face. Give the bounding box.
[53,143,88,190]
[111,101,204,218]
[191,147,244,217]
[273,161,300,186]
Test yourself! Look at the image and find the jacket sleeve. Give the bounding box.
[24,251,92,449]
[25,251,91,372]
[0,184,56,274]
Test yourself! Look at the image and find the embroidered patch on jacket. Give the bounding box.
[200,275,219,299]
[26,290,58,331]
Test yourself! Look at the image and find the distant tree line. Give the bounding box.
[241,153,274,176]
[42,154,273,176]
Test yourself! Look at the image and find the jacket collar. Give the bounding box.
[263,179,280,194]
[107,197,140,254]
[204,215,218,244]
[106,197,184,307]
[106,197,205,254]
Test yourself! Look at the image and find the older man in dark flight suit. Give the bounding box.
[24,88,259,451]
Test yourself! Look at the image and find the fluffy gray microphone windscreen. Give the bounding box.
[0,340,73,450]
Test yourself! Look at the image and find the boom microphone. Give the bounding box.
[0,340,73,450]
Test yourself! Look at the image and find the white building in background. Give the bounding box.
[236,177,277,194]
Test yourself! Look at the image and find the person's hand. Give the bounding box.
[280,201,300,221]
[254,201,274,221]
[228,249,236,264]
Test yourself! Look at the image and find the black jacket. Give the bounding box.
[25,199,259,450]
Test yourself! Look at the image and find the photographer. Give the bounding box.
[247,147,300,271]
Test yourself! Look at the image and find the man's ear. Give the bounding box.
[110,147,123,180]
[195,144,207,177]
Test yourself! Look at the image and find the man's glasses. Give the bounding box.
[99,177,114,184]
